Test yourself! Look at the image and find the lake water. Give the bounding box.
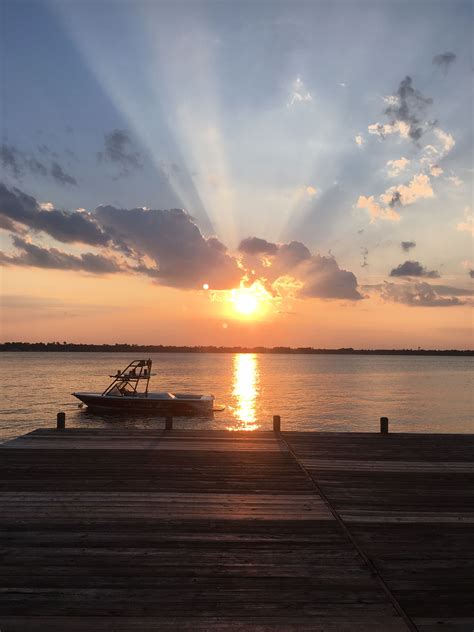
[0,352,472,442]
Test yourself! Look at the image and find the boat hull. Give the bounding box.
[73,393,214,416]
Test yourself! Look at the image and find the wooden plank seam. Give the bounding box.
[278,432,418,632]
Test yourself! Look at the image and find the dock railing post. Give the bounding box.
[57,412,66,430]
[380,416,389,434]
[165,416,173,430]
[273,415,281,432]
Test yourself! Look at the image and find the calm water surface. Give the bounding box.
[0,352,472,441]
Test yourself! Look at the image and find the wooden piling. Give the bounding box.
[273,415,281,432]
[165,416,173,430]
[56,412,66,430]
[380,416,389,433]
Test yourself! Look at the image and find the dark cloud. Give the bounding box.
[384,76,434,142]
[0,236,122,275]
[26,157,48,177]
[360,247,368,268]
[379,281,463,307]
[430,284,473,297]
[1,183,363,299]
[401,240,416,252]
[238,237,279,255]
[433,52,456,71]
[240,237,362,301]
[388,190,402,208]
[0,144,22,178]
[51,161,77,186]
[37,144,51,155]
[1,143,77,185]
[0,183,109,246]
[390,260,440,278]
[0,213,22,233]
[298,255,363,300]
[469,270,474,279]
[98,129,143,177]
[95,205,241,290]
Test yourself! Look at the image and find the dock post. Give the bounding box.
[57,412,66,430]
[273,415,281,432]
[165,416,173,430]
[380,417,389,434]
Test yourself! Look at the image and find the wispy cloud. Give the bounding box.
[386,157,410,178]
[373,281,464,307]
[456,207,473,236]
[97,129,143,178]
[432,51,457,72]
[287,76,313,107]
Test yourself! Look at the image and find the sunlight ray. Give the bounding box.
[54,3,216,235]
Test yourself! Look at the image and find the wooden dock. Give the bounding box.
[1,428,473,631]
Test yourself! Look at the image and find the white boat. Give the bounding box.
[73,359,217,416]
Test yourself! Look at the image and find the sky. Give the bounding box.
[0,0,472,348]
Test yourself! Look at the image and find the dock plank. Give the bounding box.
[283,432,474,631]
[1,428,472,630]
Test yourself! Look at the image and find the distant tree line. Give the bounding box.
[1,342,472,355]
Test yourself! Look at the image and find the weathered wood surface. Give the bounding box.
[282,432,474,632]
[0,429,472,631]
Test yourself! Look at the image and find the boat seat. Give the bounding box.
[148,392,176,400]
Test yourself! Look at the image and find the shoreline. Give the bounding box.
[1,344,473,356]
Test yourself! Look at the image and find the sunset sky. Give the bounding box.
[1,0,472,348]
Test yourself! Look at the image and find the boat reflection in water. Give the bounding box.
[228,354,260,431]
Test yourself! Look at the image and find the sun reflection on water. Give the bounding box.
[227,354,260,431]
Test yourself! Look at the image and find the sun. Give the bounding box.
[233,288,259,315]
[228,281,273,318]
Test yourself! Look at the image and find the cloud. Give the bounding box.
[390,260,440,278]
[298,254,363,300]
[430,164,443,177]
[356,195,400,222]
[1,143,78,186]
[448,175,463,187]
[50,161,77,186]
[0,213,23,233]
[287,76,313,107]
[26,157,48,177]
[382,173,434,206]
[238,237,279,256]
[368,120,410,140]
[378,281,464,307]
[0,236,123,274]
[1,183,363,300]
[430,284,473,297]
[240,237,362,301]
[355,134,364,147]
[94,205,241,290]
[401,241,416,252]
[97,129,143,177]
[386,157,410,177]
[383,76,434,142]
[0,183,109,246]
[432,129,455,155]
[0,144,22,178]
[433,51,457,71]
[456,206,473,236]
[470,270,474,279]
[305,185,318,196]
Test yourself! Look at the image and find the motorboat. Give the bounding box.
[72,359,217,416]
